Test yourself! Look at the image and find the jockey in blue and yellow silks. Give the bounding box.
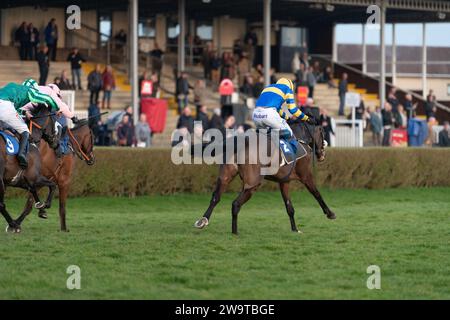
[252,78,315,152]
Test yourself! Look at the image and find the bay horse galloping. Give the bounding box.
[194,120,336,235]
[15,119,95,231]
[1,105,59,233]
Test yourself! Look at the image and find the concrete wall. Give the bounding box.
[396,77,450,100]
[66,10,98,49]
[213,16,246,50]
[112,11,129,38]
[1,7,66,47]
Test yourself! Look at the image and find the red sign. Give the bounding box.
[219,78,234,96]
[140,98,168,134]
[391,129,408,147]
[297,86,309,106]
[140,80,153,96]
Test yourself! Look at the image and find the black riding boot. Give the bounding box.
[17,132,30,168]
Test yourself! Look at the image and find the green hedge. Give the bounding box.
[58,147,450,197]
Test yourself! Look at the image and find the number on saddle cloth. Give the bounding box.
[0,131,20,155]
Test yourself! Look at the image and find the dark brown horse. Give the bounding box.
[194,120,336,234]
[15,120,95,231]
[1,105,59,233]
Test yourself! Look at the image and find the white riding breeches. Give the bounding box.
[252,107,293,137]
[0,100,29,134]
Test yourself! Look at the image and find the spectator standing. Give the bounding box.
[394,104,408,129]
[177,106,194,133]
[300,52,309,70]
[87,64,103,105]
[45,18,58,61]
[323,66,335,88]
[124,105,134,126]
[254,76,265,97]
[306,66,316,98]
[203,42,214,81]
[194,79,207,114]
[425,117,438,146]
[438,121,450,147]
[210,51,221,87]
[220,52,234,81]
[196,105,210,132]
[150,72,160,98]
[237,53,250,87]
[15,22,28,61]
[291,52,301,77]
[67,47,86,90]
[369,107,383,146]
[138,71,150,98]
[27,23,39,60]
[244,28,258,67]
[176,72,190,114]
[425,90,436,120]
[403,93,415,119]
[233,39,243,63]
[319,108,335,146]
[150,43,164,82]
[387,88,399,113]
[117,114,134,147]
[88,100,101,138]
[382,102,394,146]
[114,29,127,49]
[102,65,116,110]
[338,73,348,116]
[36,45,49,85]
[135,113,152,147]
[58,70,72,90]
[209,108,224,134]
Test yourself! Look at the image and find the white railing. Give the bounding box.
[331,119,364,147]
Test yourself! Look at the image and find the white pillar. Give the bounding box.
[379,2,386,109]
[362,24,367,74]
[178,0,186,72]
[422,23,427,98]
[332,23,337,63]
[263,0,271,85]
[130,0,139,126]
[392,23,396,85]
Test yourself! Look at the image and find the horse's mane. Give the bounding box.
[72,119,89,130]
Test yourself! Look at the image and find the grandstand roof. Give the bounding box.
[2,0,450,24]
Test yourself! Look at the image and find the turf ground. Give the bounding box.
[0,187,449,299]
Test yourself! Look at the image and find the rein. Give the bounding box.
[67,127,93,162]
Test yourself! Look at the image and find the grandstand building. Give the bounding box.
[1,0,450,146]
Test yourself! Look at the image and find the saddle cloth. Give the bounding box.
[0,131,20,155]
[279,139,307,167]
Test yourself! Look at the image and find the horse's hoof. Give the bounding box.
[5,224,21,234]
[34,202,45,209]
[326,212,336,220]
[38,211,48,219]
[194,217,209,229]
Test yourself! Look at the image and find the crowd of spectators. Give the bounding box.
[14,18,58,61]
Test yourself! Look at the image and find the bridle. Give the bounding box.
[68,127,95,164]
[28,115,55,145]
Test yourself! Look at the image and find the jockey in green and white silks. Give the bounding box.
[0,78,60,168]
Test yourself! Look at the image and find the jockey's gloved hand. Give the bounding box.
[71,116,79,124]
[305,116,317,125]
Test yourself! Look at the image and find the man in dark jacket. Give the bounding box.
[87,64,103,105]
[338,73,348,116]
[177,106,194,133]
[117,114,134,147]
[196,105,209,133]
[15,22,29,61]
[381,102,394,146]
[438,121,450,147]
[176,72,190,114]
[27,23,39,60]
[36,45,50,85]
[67,47,86,90]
